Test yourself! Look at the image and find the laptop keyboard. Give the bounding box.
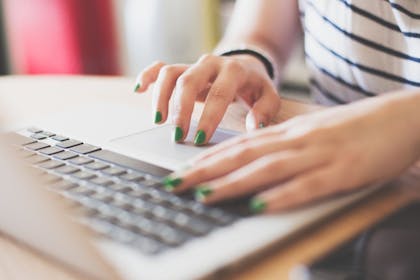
[7,128,243,255]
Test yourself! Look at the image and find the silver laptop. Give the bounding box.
[0,101,381,280]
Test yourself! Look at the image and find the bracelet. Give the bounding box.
[219,48,275,80]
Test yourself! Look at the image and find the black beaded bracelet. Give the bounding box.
[219,49,275,80]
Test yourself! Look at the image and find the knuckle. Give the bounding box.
[176,73,196,89]
[198,53,217,64]
[209,85,230,103]
[224,59,243,74]
[160,65,178,77]
[261,154,284,173]
[151,60,165,68]
[304,174,325,191]
[231,145,256,163]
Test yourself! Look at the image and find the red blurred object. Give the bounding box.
[3,0,119,74]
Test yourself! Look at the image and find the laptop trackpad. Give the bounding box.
[109,124,239,169]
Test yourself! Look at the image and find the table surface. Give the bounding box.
[0,75,418,280]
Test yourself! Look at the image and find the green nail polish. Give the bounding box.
[154,111,162,123]
[195,186,213,201]
[258,122,265,128]
[194,130,206,145]
[174,126,183,142]
[134,83,141,92]
[249,198,267,213]
[162,176,183,191]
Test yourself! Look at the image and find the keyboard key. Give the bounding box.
[30,133,47,140]
[5,133,37,146]
[109,227,136,244]
[42,131,56,137]
[69,185,95,196]
[41,173,62,184]
[91,192,114,203]
[27,154,50,164]
[89,150,170,177]
[51,135,69,141]
[90,177,113,186]
[151,205,175,221]
[140,178,160,188]
[38,160,65,169]
[27,127,43,133]
[72,171,96,180]
[50,181,78,190]
[69,156,94,165]
[131,199,155,215]
[127,188,150,199]
[57,139,83,149]
[204,209,236,225]
[186,220,214,236]
[151,224,189,246]
[131,235,165,255]
[102,167,126,176]
[56,165,80,174]
[119,172,145,182]
[39,146,64,155]
[52,151,77,161]
[108,183,132,193]
[70,144,101,154]
[85,161,109,171]
[25,142,50,151]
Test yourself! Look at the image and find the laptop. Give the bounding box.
[0,91,382,280]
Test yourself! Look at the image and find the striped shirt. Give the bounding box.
[299,0,420,105]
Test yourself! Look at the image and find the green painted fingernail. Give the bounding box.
[195,186,213,201]
[258,122,265,128]
[194,130,206,145]
[134,83,141,92]
[174,126,183,142]
[162,176,183,191]
[154,111,162,123]
[249,198,267,213]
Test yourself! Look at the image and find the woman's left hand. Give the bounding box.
[162,92,420,213]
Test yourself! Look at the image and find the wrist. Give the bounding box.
[214,45,280,84]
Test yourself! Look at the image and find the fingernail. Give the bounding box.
[174,126,183,142]
[162,176,183,191]
[134,83,141,92]
[194,130,206,145]
[195,185,213,201]
[154,111,162,124]
[258,122,265,129]
[249,197,267,213]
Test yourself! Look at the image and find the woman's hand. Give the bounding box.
[162,92,420,213]
[134,54,281,145]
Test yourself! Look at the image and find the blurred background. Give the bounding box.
[0,0,308,96]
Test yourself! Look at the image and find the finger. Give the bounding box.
[134,61,166,93]
[162,134,304,192]
[171,55,220,142]
[250,164,342,213]
[190,124,288,165]
[152,64,189,124]
[245,84,281,130]
[195,147,330,203]
[193,64,244,145]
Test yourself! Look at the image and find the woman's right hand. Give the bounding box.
[134,54,281,145]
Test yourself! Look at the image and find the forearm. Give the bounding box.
[214,0,301,83]
[383,89,420,157]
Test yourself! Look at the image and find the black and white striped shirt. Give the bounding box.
[299,0,420,105]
